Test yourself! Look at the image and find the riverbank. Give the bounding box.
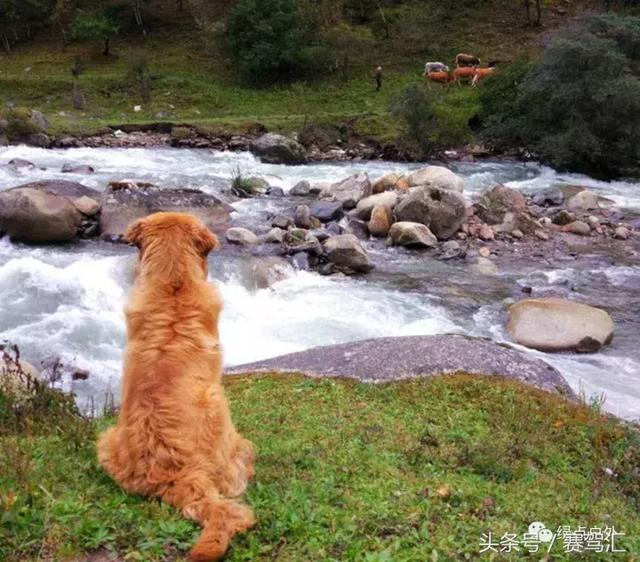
[2,370,639,561]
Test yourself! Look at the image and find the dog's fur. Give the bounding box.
[97,212,255,562]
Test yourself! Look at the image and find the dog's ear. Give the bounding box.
[193,225,219,256]
[124,218,145,247]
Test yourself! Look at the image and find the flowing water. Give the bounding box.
[0,145,639,419]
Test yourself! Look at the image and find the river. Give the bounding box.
[0,145,639,419]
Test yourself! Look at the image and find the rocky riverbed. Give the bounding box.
[0,145,638,418]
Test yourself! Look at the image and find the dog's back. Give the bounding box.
[97,213,255,561]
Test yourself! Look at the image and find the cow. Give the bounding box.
[424,62,450,75]
[471,67,496,87]
[452,66,477,85]
[426,70,451,85]
[456,53,481,68]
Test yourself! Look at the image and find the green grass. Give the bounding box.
[0,0,596,143]
[2,372,640,561]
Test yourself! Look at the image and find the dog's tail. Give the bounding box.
[186,497,255,561]
[161,474,255,561]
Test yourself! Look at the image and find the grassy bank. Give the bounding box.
[2,372,639,561]
[0,0,593,143]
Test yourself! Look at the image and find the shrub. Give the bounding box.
[230,166,259,197]
[226,0,320,85]
[480,15,640,178]
[390,85,478,155]
[0,107,42,140]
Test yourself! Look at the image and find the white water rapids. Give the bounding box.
[0,146,639,419]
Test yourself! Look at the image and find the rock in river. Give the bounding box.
[228,335,574,397]
[250,133,307,165]
[394,186,466,240]
[0,180,100,243]
[507,298,614,353]
[388,221,437,248]
[99,183,232,241]
[406,165,464,192]
[323,234,371,273]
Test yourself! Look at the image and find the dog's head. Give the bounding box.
[125,212,219,278]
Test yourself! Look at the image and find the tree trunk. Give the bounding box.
[140,78,151,104]
[72,81,86,110]
[2,34,10,53]
[177,0,184,12]
[535,0,542,25]
[103,36,110,57]
[523,0,532,26]
[132,1,147,37]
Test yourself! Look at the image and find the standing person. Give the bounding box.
[374,65,383,92]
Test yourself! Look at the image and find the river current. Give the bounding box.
[0,146,638,419]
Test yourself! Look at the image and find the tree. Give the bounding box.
[226,0,320,84]
[70,57,86,109]
[320,22,374,77]
[0,0,52,52]
[480,15,640,178]
[71,9,119,56]
[52,0,77,47]
[523,0,542,26]
[127,54,152,104]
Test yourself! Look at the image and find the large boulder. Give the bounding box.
[507,298,615,353]
[321,173,372,209]
[368,205,393,238]
[372,173,401,194]
[0,180,99,243]
[323,234,371,273]
[406,166,464,192]
[355,191,398,221]
[250,133,307,165]
[99,183,232,241]
[309,201,344,223]
[475,185,527,224]
[228,334,574,397]
[226,227,259,246]
[394,186,466,240]
[566,190,600,211]
[388,221,437,248]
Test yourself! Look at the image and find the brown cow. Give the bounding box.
[426,70,452,85]
[456,53,481,68]
[471,67,496,87]
[452,66,476,85]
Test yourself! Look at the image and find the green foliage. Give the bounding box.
[390,84,478,155]
[480,14,640,178]
[71,8,120,55]
[126,53,153,104]
[230,166,259,197]
[0,107,42,140]
[226,0,321,84]
[1,373,640,560]
[0,0,52,50]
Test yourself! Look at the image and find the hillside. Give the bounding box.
[0,0,618,142]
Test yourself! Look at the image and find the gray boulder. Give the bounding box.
[309,201,344,223]
[294,205,311,229]
[321,173,372,209]
[323,234,371,272]
[100,183,232,241]
[62,163,94,174]
[507,298,615,353]
[0,180,100,243]
[250,133,307,165]
[394,186,466,240]
[0,188,82,243]
[7,158,35,170]
[225,227,259,246]
[290,180,311,196]
[475,185,527,225]
[228,334,575,397]
[355,191,398,221]
[406,166,464,192]
[388,221,437,248]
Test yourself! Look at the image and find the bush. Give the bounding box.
[0,107,42,140]
[226,0,321,85]
[390,85,478,155]
[480,15,640,178]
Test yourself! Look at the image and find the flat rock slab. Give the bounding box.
[228,335,574,397]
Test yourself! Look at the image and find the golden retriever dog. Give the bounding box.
[97,212,255,561]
